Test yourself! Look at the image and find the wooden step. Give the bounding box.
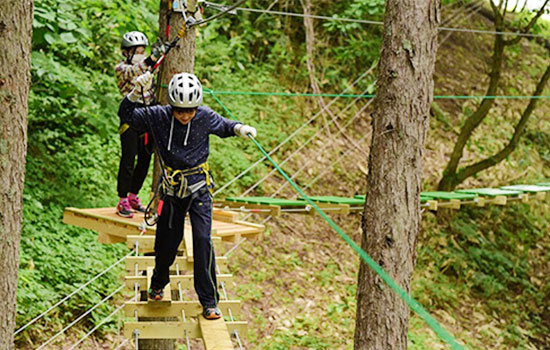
[125,256,228,272]
[200,317,234,350]
[126,235,222,253]
[125,274,234,290]
[123,320,247,339]
[124,300,241,318]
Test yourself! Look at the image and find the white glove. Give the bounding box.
[128,72,154,102]
[134,71,153,89]
[234,124,257,139]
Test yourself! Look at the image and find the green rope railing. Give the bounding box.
[206,87,465,350]
[162,84,550,100]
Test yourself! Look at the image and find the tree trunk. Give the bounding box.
[354,1,440,349]
[0,1,33,349]
[141,2,196,349]
[152,0,197,192]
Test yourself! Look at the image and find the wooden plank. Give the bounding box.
[123,320,247,339]
[63,209,151,239]
[126,256,228,272]
[215,201,281,216]
[435,199,461,210]
[125,274,234,290]
[200,317,234,350]
[427,200,438,211]
[126,235,222,253]
[212,208,239,223]
[97,232,125,244]
[147,267,171,305]
[124,300,241,318]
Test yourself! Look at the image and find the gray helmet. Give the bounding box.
[168,73,203,108]
[121,31,149,49]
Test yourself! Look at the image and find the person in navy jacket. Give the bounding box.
[119,71,256,320]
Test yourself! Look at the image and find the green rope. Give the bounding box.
[161,85,550,100]
[207,89,465,350]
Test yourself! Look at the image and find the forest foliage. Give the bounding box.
[17,0,550,348]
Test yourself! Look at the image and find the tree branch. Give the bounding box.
[504,0,550,46]
[454,63,550,185]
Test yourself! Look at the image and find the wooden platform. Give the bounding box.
[63,207,265,243]
[63,206,261,349]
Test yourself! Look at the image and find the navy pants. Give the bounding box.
[151,190,220,307]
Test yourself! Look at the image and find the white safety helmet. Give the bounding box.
[168,73,203,108]
[121,31,149,49]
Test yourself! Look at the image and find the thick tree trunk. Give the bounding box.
[141,2,196,349]
[0,1,33,349]
[354,1,439,349]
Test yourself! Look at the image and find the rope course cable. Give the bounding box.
[204,90,550,100]
[208,91,465,350]
[14,251,133,336]
[35,285,125,350]
[211,66,376,196]
[67,301,127,350]
[235,6,550,39]
[240,88,372,197]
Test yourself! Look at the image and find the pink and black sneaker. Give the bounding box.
[128,193,146,213]
[116,198,134,218]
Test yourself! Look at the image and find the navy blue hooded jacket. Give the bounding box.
[118,96,241,185]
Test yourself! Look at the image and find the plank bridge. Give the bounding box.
[64,207,265,349]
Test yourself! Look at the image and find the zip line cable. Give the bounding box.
[14,251,133,336]
[36,285,125,350]
[235,6,550,39]
[208,90,465,350]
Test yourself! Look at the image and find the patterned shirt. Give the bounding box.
[115,58,155,105]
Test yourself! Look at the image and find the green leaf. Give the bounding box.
[60,32,78,43]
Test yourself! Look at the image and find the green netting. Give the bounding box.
[299,196,365,205]
[225,196,308,207]
[500,185,550,193]
[456,188,523,197]
[421,191,478,200]
[354,194,365,200]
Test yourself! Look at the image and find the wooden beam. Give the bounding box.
[97,232,125,244]
[124,300,241,318]
[125,274,234,290]
[216,201,281,217]
[126,256,227,272]
[199,317,234,350]
[212,208,239,223]
[123,320,247,339]
[126,235,222,253]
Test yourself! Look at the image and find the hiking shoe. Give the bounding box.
[148,288,164,301]
[128,194,146,212]
[203,306,222,320]
[116,198,133,218]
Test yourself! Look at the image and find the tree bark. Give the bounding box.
[0,1,33,349]
[141,2,196,349]
[354,1,440,349]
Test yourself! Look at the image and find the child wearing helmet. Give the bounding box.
[118,71,256,320]
[114,31,167,218]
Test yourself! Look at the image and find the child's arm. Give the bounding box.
[115,59,153,85]
[118,72,155,133]
[207,107,241,138]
